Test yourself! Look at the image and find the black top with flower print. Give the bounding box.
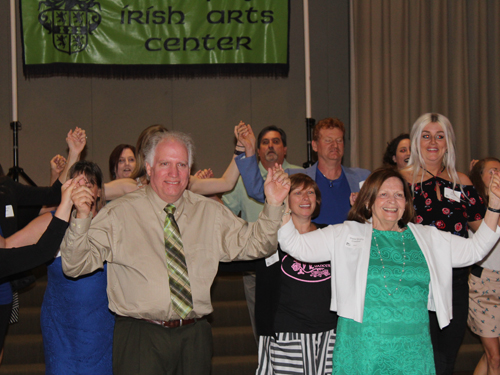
[411,177,485,238]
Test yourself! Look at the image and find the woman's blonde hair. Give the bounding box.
[406,113,462,195]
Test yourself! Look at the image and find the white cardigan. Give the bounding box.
[278,220,500,329]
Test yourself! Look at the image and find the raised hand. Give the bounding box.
[58,127,87,184]
[264,164,290,206]
[240,124,256,155]
[50,155,67,175]
[350,192,358,206]
[234,121,246,146]
[67,127,87,155]
[488,171,500,210]
[234,121,256,157]
[71,176,96,219]
[54,175,86,222]
[193,168,214,180]
[469,159,479,172]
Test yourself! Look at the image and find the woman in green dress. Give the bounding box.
[278,167,500,374]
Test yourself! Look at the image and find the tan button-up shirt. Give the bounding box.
[61,186,284,321]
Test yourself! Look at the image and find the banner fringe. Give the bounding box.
[23,63,289,80]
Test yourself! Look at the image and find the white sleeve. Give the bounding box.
[278,220,333,263]
[449,221,500,267]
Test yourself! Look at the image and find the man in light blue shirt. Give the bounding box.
[222,125,301,340]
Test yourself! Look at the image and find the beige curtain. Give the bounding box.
[350,0,500,172]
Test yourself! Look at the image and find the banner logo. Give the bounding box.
[38,0,102,55]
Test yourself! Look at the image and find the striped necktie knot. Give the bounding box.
[164,204,176,216]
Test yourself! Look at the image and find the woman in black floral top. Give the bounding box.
[400,113,485,375]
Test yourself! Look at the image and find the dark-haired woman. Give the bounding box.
[278,167,500,374]
[108,144,136,181]
[468,157,500,375]
[383,133,410,170]
[6,161,114,374]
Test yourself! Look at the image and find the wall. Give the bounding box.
[0,1,350,185]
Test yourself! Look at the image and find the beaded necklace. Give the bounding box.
[372,229,406,296]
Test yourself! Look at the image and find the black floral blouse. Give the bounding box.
[411,177,485,238]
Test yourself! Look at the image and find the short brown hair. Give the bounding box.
[313,117,345,142]
[347,167,415,227]
[69,161,106,212]
[289,173,321,218]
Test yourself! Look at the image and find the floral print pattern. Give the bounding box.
[411,177,485,237]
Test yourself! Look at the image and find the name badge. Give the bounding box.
[5,205,14,218]
[444,187,461,202]
[345,234,364,248]
[265,251,279,267]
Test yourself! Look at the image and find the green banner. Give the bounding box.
[20,0,289,78]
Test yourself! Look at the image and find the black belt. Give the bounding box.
[142,316,204,328]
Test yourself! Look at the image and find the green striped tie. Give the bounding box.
[164,204,193,319]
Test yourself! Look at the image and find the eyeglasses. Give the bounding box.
[421,133,445,142]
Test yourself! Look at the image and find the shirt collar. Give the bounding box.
[258,159,293,178]
[146,185,186,222]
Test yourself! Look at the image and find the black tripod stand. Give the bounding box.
[7,121,37,186]
[303,117,316,168]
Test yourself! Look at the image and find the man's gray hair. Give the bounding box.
[144,131,195,168]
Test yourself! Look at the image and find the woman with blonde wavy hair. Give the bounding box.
[400,113,485,375]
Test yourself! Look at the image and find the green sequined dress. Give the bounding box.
[332,228,435,374]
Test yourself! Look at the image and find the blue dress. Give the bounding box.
[41,257,114,375]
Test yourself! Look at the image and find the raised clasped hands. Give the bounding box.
[55,174,88,222]
[67,127,87,154]
[70,175,96,219]
[264,164,290,206]
[193,168,214,179]
[50,155,67,175]
[234,121,256,156]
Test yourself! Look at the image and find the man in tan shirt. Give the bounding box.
[61,131,290,374]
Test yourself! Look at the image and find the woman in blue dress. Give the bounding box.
[7,161,114,374]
